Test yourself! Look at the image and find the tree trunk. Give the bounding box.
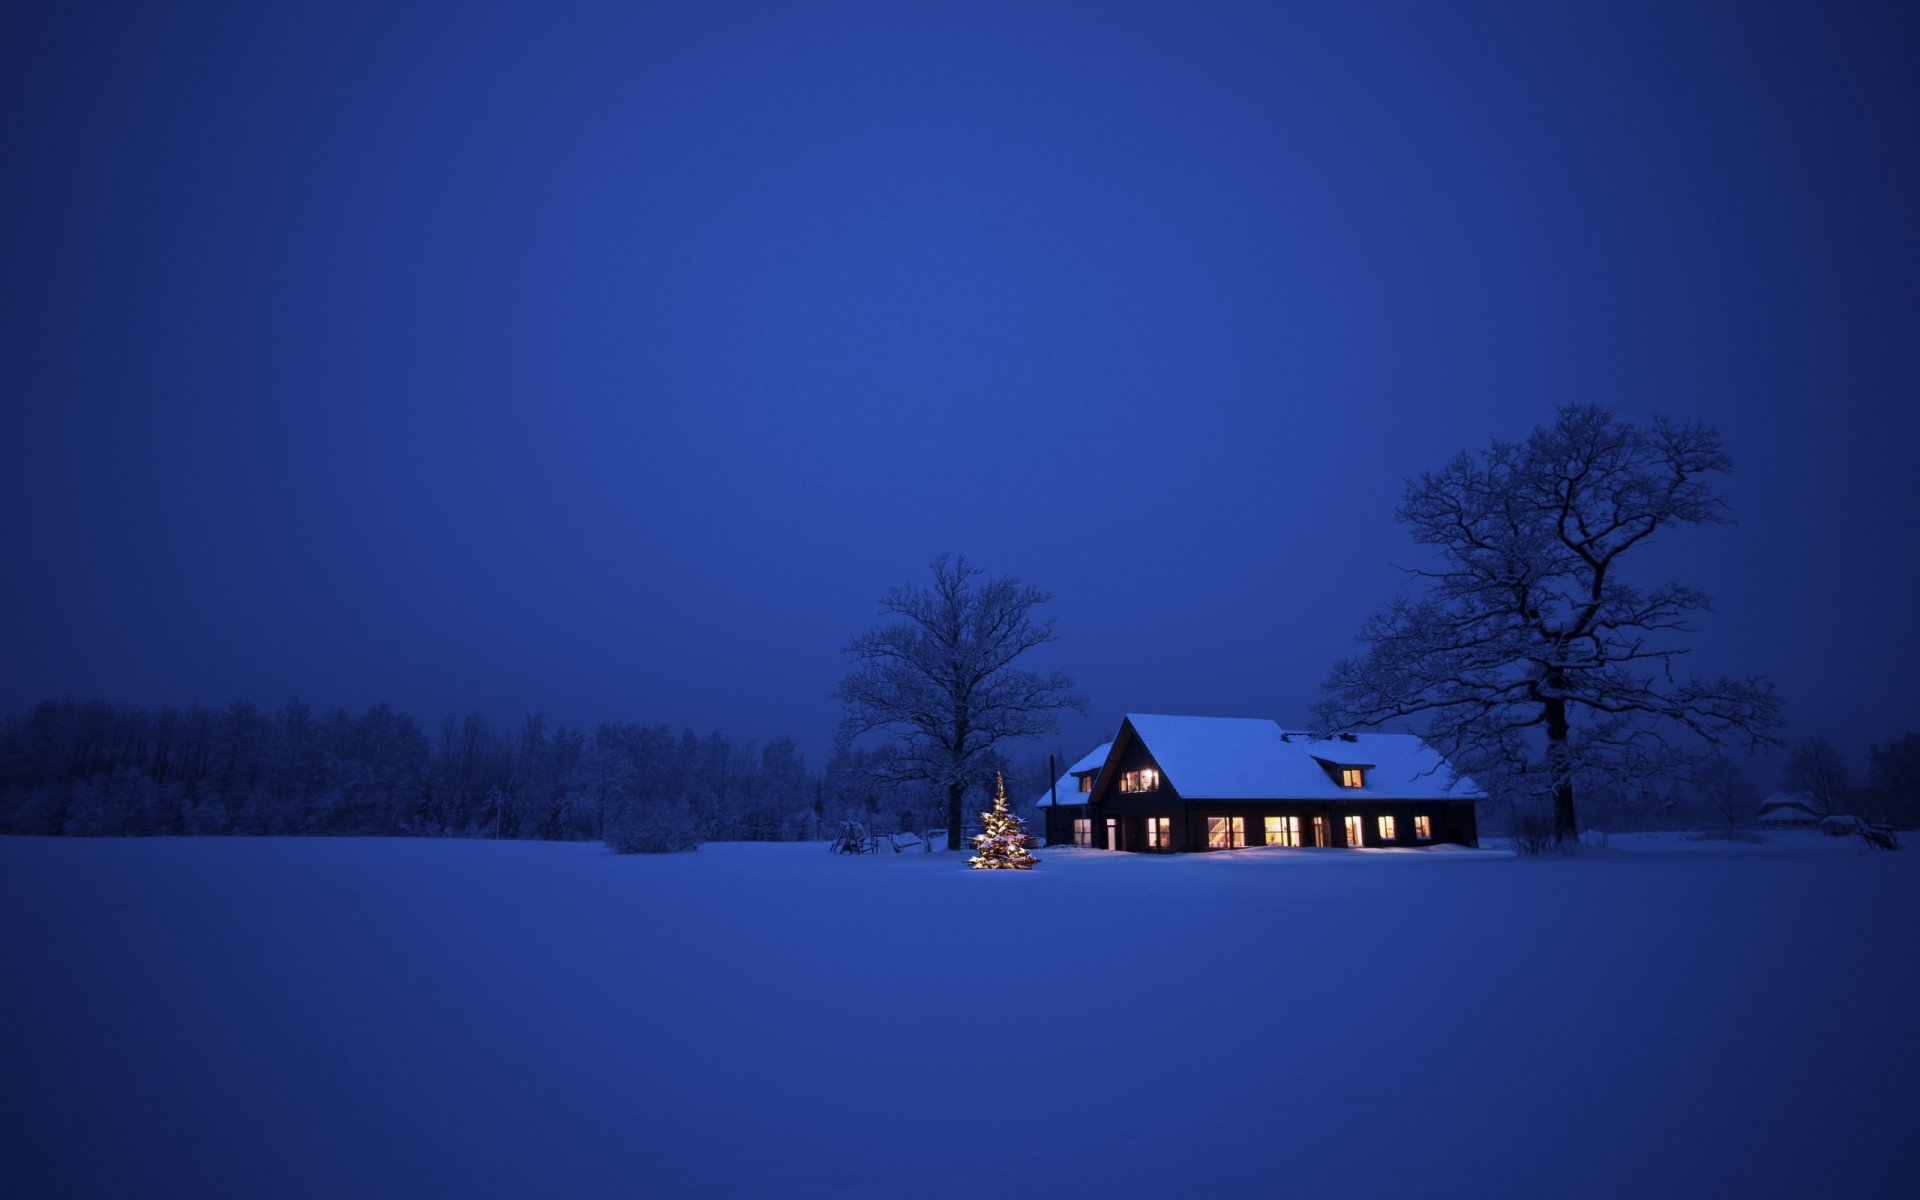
[947,779,966,853]
[1544,695,1578,844]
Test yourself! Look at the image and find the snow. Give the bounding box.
[1121,713,1483,801]
[1034,742,1110,808]
[3,833,1915,1199]
[1066,742,1111,775]
[1757,792,1821,821]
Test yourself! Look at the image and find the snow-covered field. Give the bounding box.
[2,833,1914,1199]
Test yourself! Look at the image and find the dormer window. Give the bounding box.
[1078,775,1093,793]
[1119,768,1160,793]
[1312,754,1376,789]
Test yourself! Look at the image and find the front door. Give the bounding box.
[1106,818,1120,851]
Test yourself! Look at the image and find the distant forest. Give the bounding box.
[7,698,1914,845]
[0,698,1043,846]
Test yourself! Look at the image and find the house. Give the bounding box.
[1034,742,1111,847]
[1756,791,1822,828]
[1042,714,1481,852]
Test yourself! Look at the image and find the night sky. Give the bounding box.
[3,2,1916,774]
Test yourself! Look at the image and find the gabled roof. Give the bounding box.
[1035,742,1113,808]
[1068,743,1112,776]
[1107,714,1481,802]
[1756,791,1820,821]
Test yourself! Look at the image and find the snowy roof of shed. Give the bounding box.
[1756,792,1820,820]
[1035,743,1112,808]
[1116,714,1482,802]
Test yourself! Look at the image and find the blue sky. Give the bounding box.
[3,1,1916,773]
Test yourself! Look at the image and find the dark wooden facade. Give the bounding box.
[1045,725,1480,852]
[1040,767,1098,847]
[1041,803,1083,848]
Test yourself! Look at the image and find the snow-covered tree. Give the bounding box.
[1692,754,1758,839]
[563,736,634,841]
[1867,734,1920,829]
[1780,736,1854,817]
[969,773,1037,870]
[836,554,1084,853]
[1317,406,1782,846]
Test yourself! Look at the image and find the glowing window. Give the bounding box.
[1265,815,1301,847]
[1073,818,1091,847]
[1146,816,1172,849]
[1344,815,1364,847]
[1120,768,1160,794]
[1414,815,1432,840]
[1378,815,1397,841]
[1078,775,1093,793]
[1312,815,1329,847]
[1339,768,1365,789]
[1207,816,1245,849]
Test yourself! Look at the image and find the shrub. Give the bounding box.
[1505,800,1557,856]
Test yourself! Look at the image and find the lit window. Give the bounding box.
[1414,815,1432,840]
[1120,768,1160,794]
[1146,816,1172,849]
[1344,815,1364,847]
[1378,815,1397,841]
[1078,775,1093,793]
[1073,818,1091,847]
[1312,815,1328,847]
[1339,768,1365,789]
[1265,815,1301,847]
[1207,816,1245,849]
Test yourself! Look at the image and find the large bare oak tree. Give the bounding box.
[1317,406,1781,845]
[836,555,1084,851]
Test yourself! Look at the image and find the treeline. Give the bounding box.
[0,698,1020,847]
[1522,733,1920,837]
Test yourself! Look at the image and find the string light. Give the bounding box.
[968,772,1038,870]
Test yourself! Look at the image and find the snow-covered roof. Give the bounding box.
[1035,743,1113,808]
[1112,714,1482,802]
[1756,792,1820,821]
[1068,743,1112,776]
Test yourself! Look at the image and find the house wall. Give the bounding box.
[1129,798,1478,851]
[1092,737,1177,813]
[1086,736,1187,850]
[1042,805,1086,847]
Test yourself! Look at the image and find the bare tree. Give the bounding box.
[1780,736,1854,817]
[1317,406,1781,845]
[1867,733,1920,829]
[836,554,1085,852]
[1692,754,1758,839]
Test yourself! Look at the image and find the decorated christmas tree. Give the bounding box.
[969,772,1039,870]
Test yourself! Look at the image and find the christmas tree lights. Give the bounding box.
[969,773,1038,870]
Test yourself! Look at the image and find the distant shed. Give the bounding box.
[1756,791,1822,829]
